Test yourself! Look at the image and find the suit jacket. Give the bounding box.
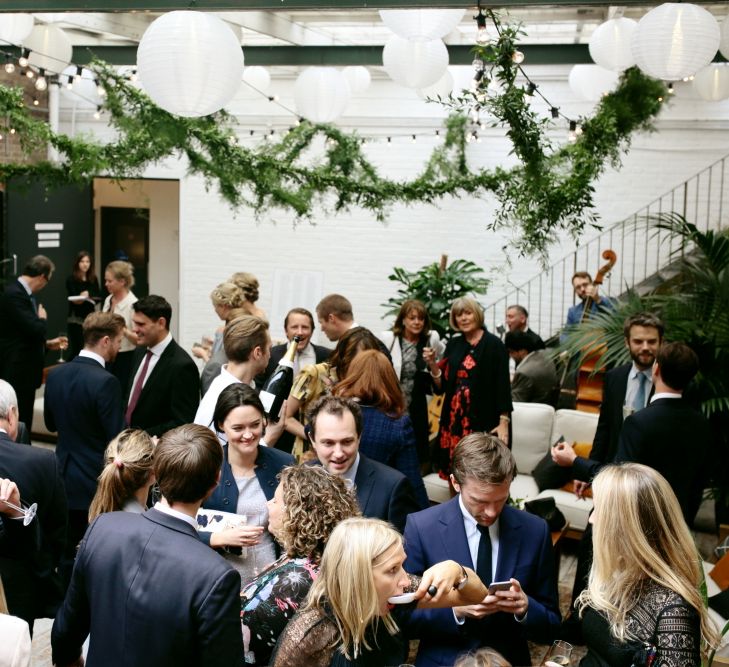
[0,279,47,390]
[0,431,67,622]
[125,339,200,437]
[44,356,125,511]
[403,499,560,667]
[616,397,710,524]
[511,350,559,406]
[51,508,244,667]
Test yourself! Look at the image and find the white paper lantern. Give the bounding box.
[137,11,244,118]
[719,16,729,60]
[631,3,720,81]
[294,67,351,123]
[24,25,72,74]
[589,18,637,72]
[379,9,466,41]
[417,70,454,100]
[0,13,34,46]
[382,36,449,89]
[568,65,620,101]
[693,63,729,101]
[241,66,270,97]
[342,66,371,95]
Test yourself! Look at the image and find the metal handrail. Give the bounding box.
[485,154,729,340]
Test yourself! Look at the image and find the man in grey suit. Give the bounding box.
[52,424,243,667]
[505,330,558,406]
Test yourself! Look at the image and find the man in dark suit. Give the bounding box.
[404,433,560,666]
[617,341,709,524]
[505,304,545,350]
[52,424,244,667]
[505,330,558,406]
[44,312,126,584]
[125,295,200,437]
[0,255,67,425]
[0,379,67,632]
[307,395,418,532]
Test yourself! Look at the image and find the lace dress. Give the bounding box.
[580,580,701,667]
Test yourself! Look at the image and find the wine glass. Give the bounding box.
[542,640,572,666]
[57,331,68,363]
[0,497,38,526]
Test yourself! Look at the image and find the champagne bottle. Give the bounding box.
[259,335,300,422]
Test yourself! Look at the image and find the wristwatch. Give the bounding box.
[453,563,468,591]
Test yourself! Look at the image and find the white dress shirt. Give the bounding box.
[127,332,173,405]
[624,364,653,411]
[78,349,105,367]
[153,500,198,530]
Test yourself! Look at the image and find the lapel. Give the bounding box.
[494,506,523,581]
[139,339,175,399]
[354,455,375,512]
[438,497,474,568]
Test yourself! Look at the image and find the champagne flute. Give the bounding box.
[0,497,38,526]
[542,640,572,666]
[57,331,68,363]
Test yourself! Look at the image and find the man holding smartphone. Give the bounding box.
[403,433,560,666]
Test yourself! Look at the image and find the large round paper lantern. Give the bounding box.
[631,3,719,81]
[693,63,729,101]
[417,70,454,100]
[719,16,729,60]
[294,67,351,123]
[383,36,449,89]
[589,18,637,72]
[137,11,244,117]
[568,65,620,101]
[379,9,466,41]
[241,65,270,97]
[24,25,72,73]
[343,66,371,95]
[0,13,33,46]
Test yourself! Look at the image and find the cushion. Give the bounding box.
[510,474,539,505]
[552,409,598,447]
[711,553,729,591]
[511,402,555,475]
[423,473,451,504]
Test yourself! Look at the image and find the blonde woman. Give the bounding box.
[577,463,719,666]
[454,648,511,667]
[88,430,156,521]
[230,272,267,321]
[271,517,489,667]
[102,260,138,390]
[193,281,245,364]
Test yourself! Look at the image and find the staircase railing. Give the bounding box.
[484,153,729,341]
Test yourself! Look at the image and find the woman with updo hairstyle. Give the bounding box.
[88,429,155,521]
[102,260,139,391]
[230,272,267,321]
[240,465,360,666]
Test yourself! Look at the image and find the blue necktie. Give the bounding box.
[30,295,37,314]
[476,524,492,585]
[633,372,647,412]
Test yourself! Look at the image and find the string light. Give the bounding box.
[474,8,489,46]
[93,106,101,120]
[18,48,29,68]
[66,74,74,89]
[4,56,14,74]
[32,96,39,106]
[411,134,416,143]
[25,69,34,79]
[511,51,525,65]
[96,81,106,97]
[75,65,83,83]
[526,82,537,96]
[35,69,47,91]
[568,120,578,143]
[668,83,674,95]
[551,107,559,119]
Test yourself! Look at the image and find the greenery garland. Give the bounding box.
[0,14,666,258]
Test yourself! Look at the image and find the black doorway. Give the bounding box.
[100,207,150,298]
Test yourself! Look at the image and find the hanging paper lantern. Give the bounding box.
[379,9,466,41]
[137,11,244,118]
[24,25,72,73]
[719,16,729,60]
[241,66,271,97]
[631,3,719,81]
[417,69,454,100]
[568,65,620,101]
[693,63,729,101]
[342,66,371,95]
[382,36,449,89]
[588,18,637,72]
[0,13,34,46]
[294,67,351,123]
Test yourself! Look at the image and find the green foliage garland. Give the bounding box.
[0,14,666,258]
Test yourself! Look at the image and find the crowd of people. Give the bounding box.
[0,254,720,667]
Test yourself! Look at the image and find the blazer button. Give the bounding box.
[223,498,229,505]
[225,480,231,486]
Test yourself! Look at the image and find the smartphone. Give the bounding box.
[488,580,512,595]
[551,435,566,448]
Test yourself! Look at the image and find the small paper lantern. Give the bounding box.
[719,16,729,60]
[137,11,244,117]
[241,66,271,97]
[379,9,465,41]
[342,66,371,95]
[294,67,351,123]
[568,65,620,101]
[417,70,454,100]
[382,36,449,89]
[632,3,720,81]
[588,18,637,72]
[693,63,729,101]
[24,25,72,73]
[0,13,34,45]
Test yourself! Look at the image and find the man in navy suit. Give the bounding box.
[0,255,67,425]
[125,295,200,437]
[404,433,560,666]
[44,312,126,586]
[0,380,67,632]
[52,424,244,667]
[617,341,709,524]
[307,395,418,532]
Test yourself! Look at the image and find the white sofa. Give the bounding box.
[422,402,599,532]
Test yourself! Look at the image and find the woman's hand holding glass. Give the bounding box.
[210,524,264,549]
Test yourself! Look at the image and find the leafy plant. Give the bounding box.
[381,257,490,339]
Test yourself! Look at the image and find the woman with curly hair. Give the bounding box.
[240,465,360,666]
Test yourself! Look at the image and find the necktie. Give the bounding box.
[633,372,647,412]
[476,524,493,586]
[125,350,153,424]
[30,295,37,314]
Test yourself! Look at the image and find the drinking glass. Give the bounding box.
[542,640,572,666]
[57,331,68,363]
[0,497,37,526]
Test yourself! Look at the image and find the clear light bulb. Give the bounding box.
[476,27,490,46]
[4,61,15,74]
[35,76,47,91]
[512,50,525,65]
[18,51,29,68]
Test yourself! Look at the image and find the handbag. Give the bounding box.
[523,496,567,532]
